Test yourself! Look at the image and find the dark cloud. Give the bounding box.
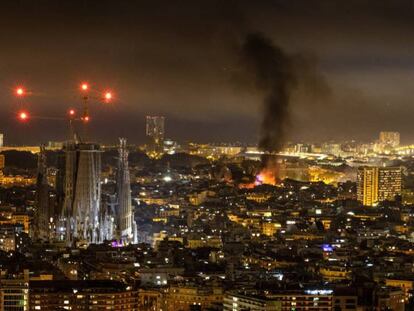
[0,0,413,144]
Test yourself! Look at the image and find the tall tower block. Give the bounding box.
[146,116,165,157]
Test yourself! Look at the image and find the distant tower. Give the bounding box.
[60,142,102,246]
[115,138,136,243]
[33,145,51,241]
[146,116,165,156]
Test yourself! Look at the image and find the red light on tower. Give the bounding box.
[81,83,89,91]
[68,109,76,117]
[18,111,29,121]
[83,115,90,122]
[104,91,112,101]
[16,87,25,97]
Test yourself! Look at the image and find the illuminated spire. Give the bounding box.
[115,138,136,244]
[32,145,51,241]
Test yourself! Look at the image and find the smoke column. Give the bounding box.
[236,31,329,174]
[239,32,296,156]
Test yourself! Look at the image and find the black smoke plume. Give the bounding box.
[239,33,296,154]
[236,32,329,168]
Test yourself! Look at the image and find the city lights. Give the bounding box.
[2,4,411,310]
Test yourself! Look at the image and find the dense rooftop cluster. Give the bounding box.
[0,141,413,310]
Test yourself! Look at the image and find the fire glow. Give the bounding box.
[255,168,277,186]
[240,167,277,189]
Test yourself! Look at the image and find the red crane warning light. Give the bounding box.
[18,111,29,121]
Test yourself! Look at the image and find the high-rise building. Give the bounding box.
[146,116,165,155]
[357,166,402,206]
[378,167,402,202]
[115,138,137,244]
[357,167,378,206]
[60,142,102,246]
[379,131,400,148]
[0,133,4,147]
[32,145,51,241]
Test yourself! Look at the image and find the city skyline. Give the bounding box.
[2,2,414,310]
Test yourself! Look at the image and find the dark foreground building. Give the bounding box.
[29,280,138,310]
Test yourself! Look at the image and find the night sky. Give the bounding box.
[1,0,414,145]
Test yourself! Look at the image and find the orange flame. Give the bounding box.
[239,167,278,189]
[255,168,277,186]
